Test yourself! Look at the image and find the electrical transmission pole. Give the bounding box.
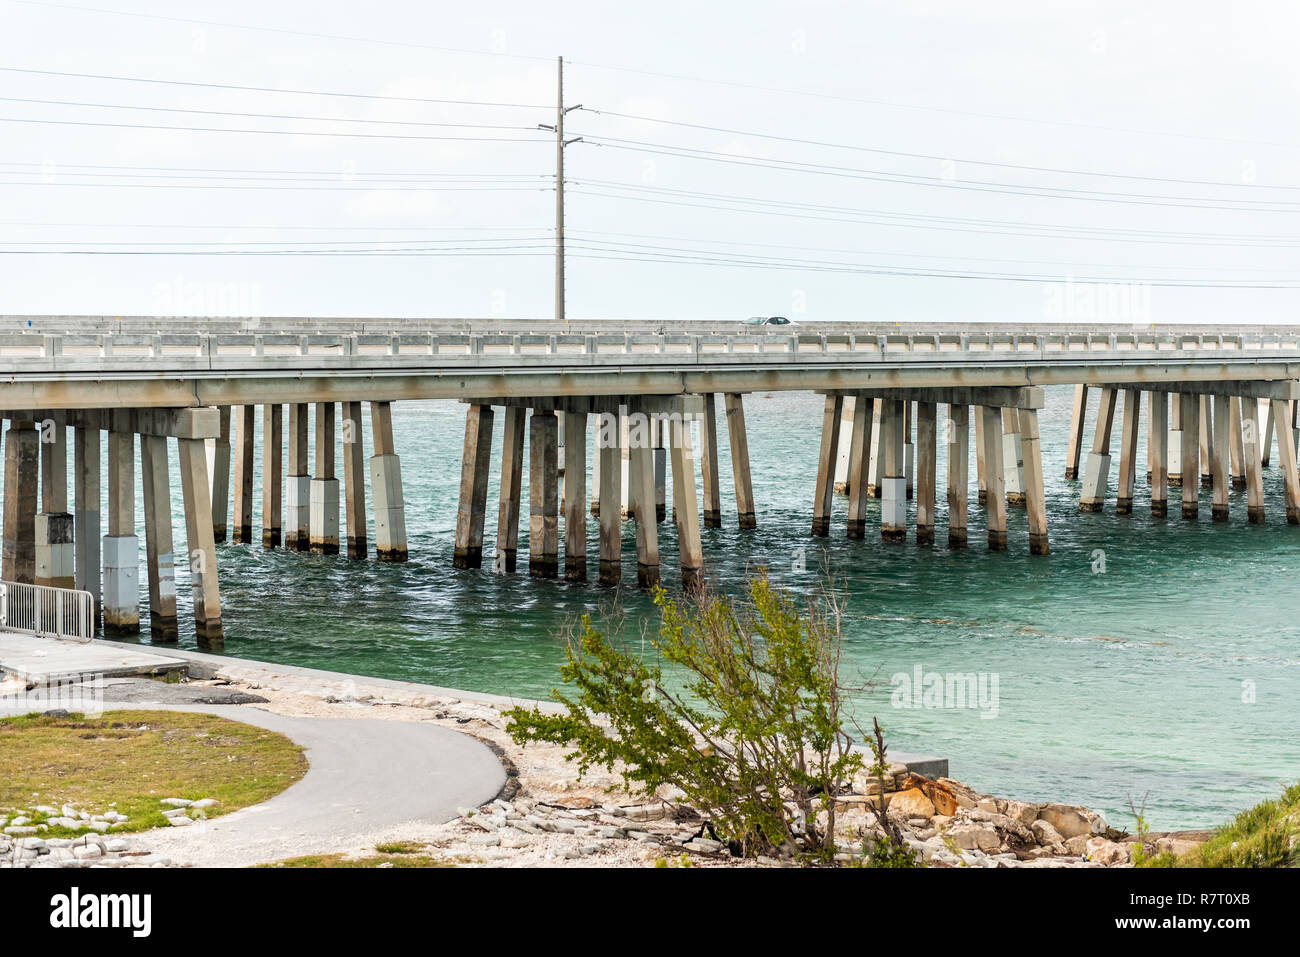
[539,56,581,323]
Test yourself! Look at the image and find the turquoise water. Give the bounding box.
[14,386,1300,830]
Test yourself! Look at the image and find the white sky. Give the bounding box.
[1,0,1297,323]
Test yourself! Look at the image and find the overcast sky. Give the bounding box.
[1,0,1297,323]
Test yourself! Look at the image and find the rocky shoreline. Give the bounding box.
[1,664,1211,868]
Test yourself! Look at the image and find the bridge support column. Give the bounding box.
[178,436,223,649]
[2,423,38,584]
[231,406,256,544]
[974,403,987,505]
[370,401,408,562]
[1274,399,1300,523]
[597,410,622,585]
[454,404,494,570]
[812,394,843,536]
[867,398,884,498]
[670,416,703,589]
[1180,394,1200,520]
[310,403,340,555]
[262,404,283,548]
[834,397,855,494]
[629,418,660,587]
[1228,398,1246,491]
[904,401,914,501]
[881,399,906,543]
[342,401,367,559]
[846,391,872,540]
[699,394,722,528]
[1241,397,1265,524]
[1001,408,1025,507]
[1262,400,1274,467]
[1065,384,1089,479]
[73,425,101,619]
[1149,392,1168,517]
[285,404,310,551]
[36,420,74,590]
[495,406,526,573]
[1212,394,1230,522]
[1116,389,1140,515]
[102,426,139,636]
[529,410,559,578]
[563,411,588,582]
[915,402,936,545]
[1019,408,1049,555]
[981,406,1008,550]
[209,407,231,543]
[1168,396,1184,488]
[947,405,969,548]
[724,394,756,529]
[141,434,178,642]
[1199,396,1213,488]
[1080,388,1117,512]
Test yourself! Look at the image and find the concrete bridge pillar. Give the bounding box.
[1169,393,1184,488]
[285,404,310,551]
[178,436,223,649]
[1018,408,1049,555]
[209,407,231,543]
[563,410,588,582]
[36,419,74,590]
[597,409,623,585]
[1199,396,1213,488]
[1180,394,1201,519]
[1079,388,1117,512]
[2,422,39,583]
[73,425,101,619]
[262,404,283,548]
[1273,398,1300,524]
[981,406,1008,550]
[102,425,139,636]
[528,410,559,578]
[845,391,872,540]
[1065,384,1089,480]
[915,402,937,545]
[867,398,884,498]
[1001,408,1026,507]
[834,396,855,494]
[812,394,843,536]
[669,416,703,589]
[140,433,178,643]
[310,403,340,554]
[1228,398,1246,491]
[946,405,969,548]
[1149,392,1168,517]
[880,399,906,543]
[369,401,408,563]
[231,405,256,544]
[724,394,756,529]
[904,401,914,501]
[495,406,526,573]
[454,404,494,570]
[628,408,660,586]
[699,394,722,528]
[342,401,367,559]
[1211,394,1230,522]
[974,403,987,505]
[652,421,667,524]
[1116,389,1141,515]
[1241,397,1266,524]
[1261,399,1275,468]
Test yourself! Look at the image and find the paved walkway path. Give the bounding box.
[0,695,506,867]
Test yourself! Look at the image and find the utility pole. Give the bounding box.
[539,56,581,323]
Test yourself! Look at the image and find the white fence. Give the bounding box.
[0,580,95,643]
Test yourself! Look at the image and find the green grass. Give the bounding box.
[374,840,425,855]
[0,710,307,835]
[1137,781,1300,868]
[258,852,455,868]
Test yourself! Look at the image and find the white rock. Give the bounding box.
[73,844,103,860]
[191,799,219,809]
[166,816,193,827]
[160,798,193,808]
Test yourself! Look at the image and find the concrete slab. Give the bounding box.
[0,632,186,683]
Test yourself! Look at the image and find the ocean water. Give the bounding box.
[11,385,1300,831]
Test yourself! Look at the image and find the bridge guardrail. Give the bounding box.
[0,580,95,643]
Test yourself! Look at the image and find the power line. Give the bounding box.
[575,137,1300,212]
[0,161,548,180]
[581,108,1300,192]
[0,66,549,109]
[0,115,550,142]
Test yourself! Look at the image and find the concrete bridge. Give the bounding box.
[5,316,1300,653]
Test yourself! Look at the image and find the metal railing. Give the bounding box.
[0,580,95,643]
